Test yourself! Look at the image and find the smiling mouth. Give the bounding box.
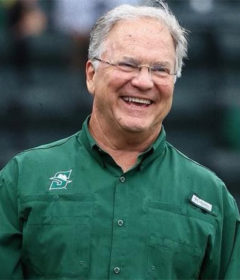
[122,96,153,106]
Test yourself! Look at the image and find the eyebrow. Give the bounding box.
[122,56,139,64]
[121,56,172,67]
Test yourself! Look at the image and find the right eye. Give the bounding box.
[117,62,136,72]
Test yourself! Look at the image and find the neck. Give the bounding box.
[88,114,161,172]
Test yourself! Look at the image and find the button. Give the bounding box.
[119,176,125,183]
[117,219,124,226]
[113,267,121,274]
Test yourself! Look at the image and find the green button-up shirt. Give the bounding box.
[0,118,240,279]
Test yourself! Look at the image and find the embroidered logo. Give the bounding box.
[49,170,72,190]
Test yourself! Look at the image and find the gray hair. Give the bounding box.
[88,2,188,78]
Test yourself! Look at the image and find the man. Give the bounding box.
[0,2,239,279]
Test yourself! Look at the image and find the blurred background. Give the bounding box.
[0,0,239,206]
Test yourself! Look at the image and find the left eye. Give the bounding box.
[152,66,168,73]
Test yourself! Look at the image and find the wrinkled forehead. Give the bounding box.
[101,17,176,63]
[107,17,172,41]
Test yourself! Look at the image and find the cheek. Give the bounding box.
[93,76,117,107]
[157,84,174,101]
[93,73,110,97]
[108,73,129,91]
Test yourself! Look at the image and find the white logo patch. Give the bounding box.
[191,194,212,212]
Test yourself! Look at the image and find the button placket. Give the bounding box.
[109,175,128,279]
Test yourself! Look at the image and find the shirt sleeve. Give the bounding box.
[0,159,23,279]
[223,201,240,279]
[200,182,240,280]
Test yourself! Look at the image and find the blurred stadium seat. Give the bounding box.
[0,0,239,203]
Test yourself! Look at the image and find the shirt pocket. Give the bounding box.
[20,193,93,278]
[145,201,214,280]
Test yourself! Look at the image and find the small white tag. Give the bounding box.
[191,194,212,212]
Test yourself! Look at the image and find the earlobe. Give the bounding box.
[86,60,96,95]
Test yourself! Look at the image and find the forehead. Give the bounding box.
[102,17,175,62]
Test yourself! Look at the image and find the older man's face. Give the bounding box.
[86,18,176,136]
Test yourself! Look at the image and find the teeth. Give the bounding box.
[123,97,151,105]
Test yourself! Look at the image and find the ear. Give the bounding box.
[86,60,96,96]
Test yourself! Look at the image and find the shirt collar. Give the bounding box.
[79,116,97,149]
[78,116,166,169]
[137,126,166,170]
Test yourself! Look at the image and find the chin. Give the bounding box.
[119,120,150,133]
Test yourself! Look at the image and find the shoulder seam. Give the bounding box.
[166,142,223,182]
[17,132,79,156]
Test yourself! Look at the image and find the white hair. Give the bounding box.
[88,2,188,78]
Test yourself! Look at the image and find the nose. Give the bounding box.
[130,67,154,90]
